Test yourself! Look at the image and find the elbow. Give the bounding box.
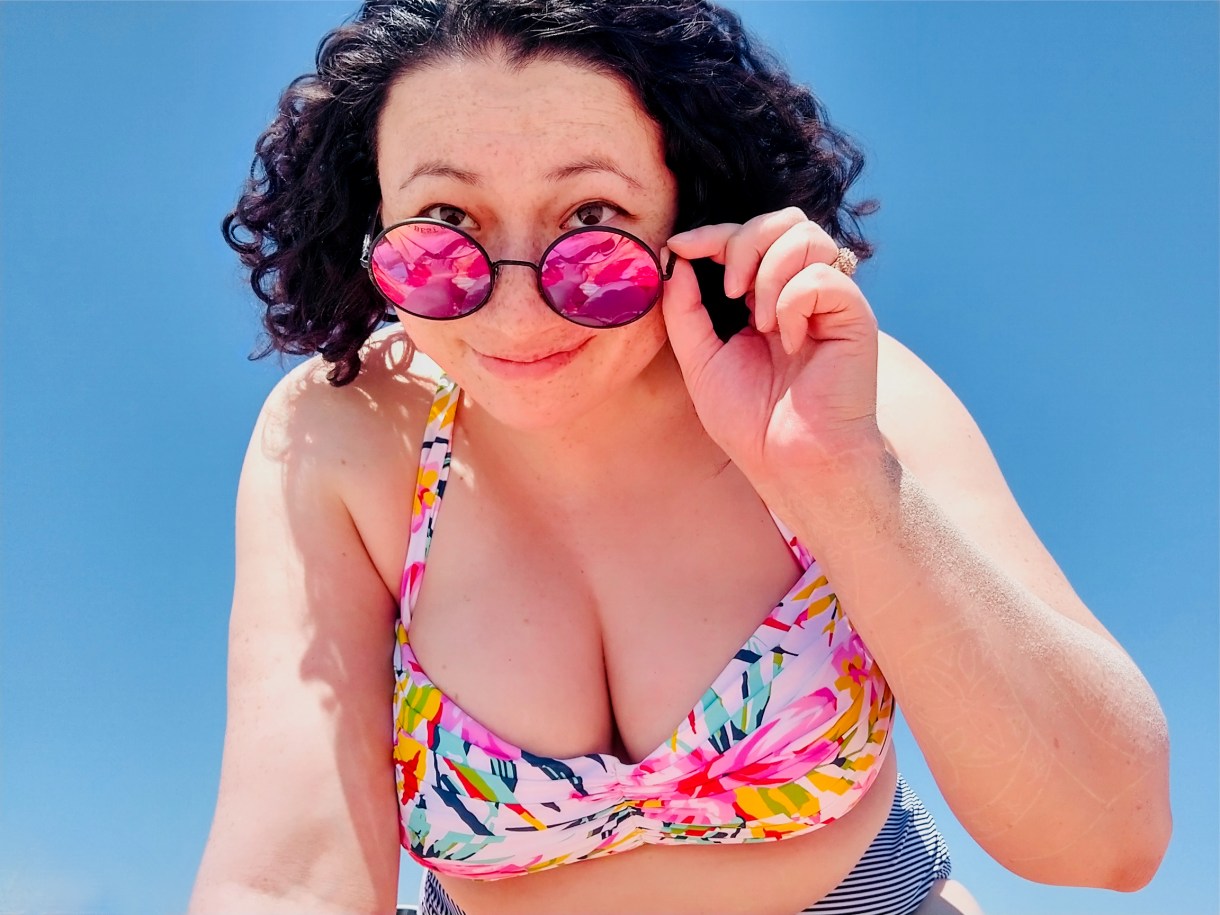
[1105,847,1169,893]
[1005,758,1173,891]
[1101,766,1173,892]
[1102,707,1176,893]
[1104,806,1172,893]
[1107,864,1159,894]
[999,706,1173,891]
[1006,823,1171,892]
[1104,711,1173,891]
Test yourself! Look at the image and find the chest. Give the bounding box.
[403,456,807,766]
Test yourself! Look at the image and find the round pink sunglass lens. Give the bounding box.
[543,231,661,327]
[371,223,491,318]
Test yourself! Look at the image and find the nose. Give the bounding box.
[480,256,564,329]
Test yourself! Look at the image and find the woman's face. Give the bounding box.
[374,53,680,430]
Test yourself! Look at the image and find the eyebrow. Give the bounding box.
[399,161,482,189]
[546,156,644,190]
[398,156,643,191]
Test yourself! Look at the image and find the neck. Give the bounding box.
[455,343,727,510]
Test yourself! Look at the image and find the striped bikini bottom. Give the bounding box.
[415,773,953,915]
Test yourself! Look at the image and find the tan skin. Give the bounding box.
[189,51,1122,914]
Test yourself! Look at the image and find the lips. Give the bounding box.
[474,339,591,379]
[475,339,590,363]
[481,342,588,363]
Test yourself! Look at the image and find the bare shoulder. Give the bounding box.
[874,328,1124,650]
[254,326,445,593]
[256,326,442,479]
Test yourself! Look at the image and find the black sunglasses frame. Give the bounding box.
[361,208,677,328]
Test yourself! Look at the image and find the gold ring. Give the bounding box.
[830,247,858,277]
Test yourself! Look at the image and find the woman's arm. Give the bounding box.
[768,331,1171,890]
[663,212,1171,891]
[189,367,401,914]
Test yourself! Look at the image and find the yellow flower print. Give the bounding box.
[734,783,822,823]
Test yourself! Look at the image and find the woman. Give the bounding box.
[189,2,1171,913]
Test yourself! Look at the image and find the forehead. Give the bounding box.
[375,54,671,193]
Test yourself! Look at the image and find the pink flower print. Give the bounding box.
[660,779,740,827]
[402,560,425,605]
[678,688,840,802]
[434,700,524,763]
[832,635,870,693]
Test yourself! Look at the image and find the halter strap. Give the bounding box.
[399,376,460,623]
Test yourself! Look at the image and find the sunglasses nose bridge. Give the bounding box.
[489,257,543,279]
[483,257,555,320]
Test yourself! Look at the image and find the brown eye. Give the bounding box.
[568,201,622,228]
[420,204,471,227]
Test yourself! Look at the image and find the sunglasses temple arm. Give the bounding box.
[360,204,381,269]
[661,249,678,281]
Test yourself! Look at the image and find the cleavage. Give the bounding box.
[407,457,805,765]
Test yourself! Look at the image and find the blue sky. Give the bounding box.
[0,2,1215,913]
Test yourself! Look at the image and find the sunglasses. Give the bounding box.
[361,210,677,328]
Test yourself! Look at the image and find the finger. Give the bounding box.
[660,254,723,389]
[668,207,807,300]
[721,207,808,300]
[752,220,838,335]
[665,223,740,265]
[774,263,877,355]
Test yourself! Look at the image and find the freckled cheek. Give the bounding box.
[634,308,670,354]
[584,310,669,377]
[393,313,469,370]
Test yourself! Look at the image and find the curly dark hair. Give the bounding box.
[224,0,879,386]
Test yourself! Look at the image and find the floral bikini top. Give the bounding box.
[392,376,895,880]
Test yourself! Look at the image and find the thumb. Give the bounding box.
[660,255,722,389]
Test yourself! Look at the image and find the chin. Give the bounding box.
[477,389,612,432]
[462,368,627,432]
